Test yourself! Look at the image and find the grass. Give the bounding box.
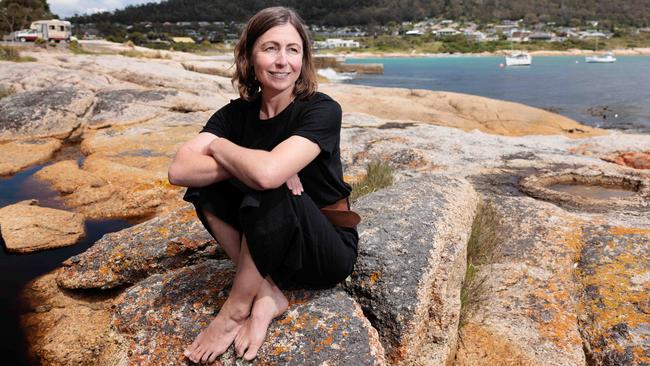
[0,45,36,62]
[67,40,95,55]
[0,85,16,100]
[458,199,502,328]
[119,49,170,59]
[349,160,394,203]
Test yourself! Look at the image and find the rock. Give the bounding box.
[59,155,183,219]
[577,225,650,366]
[87,88,178,129]
[34,160,106,194]
[20,272,118,366]
[457,195,588,365]
[322,84,607,138]
[0,202,85,253]
[602,150,650,169]
[0,139,61,176]
[346,174,479,364]
[182,60,236,78]
[0,87,93,141]
[112,260,385,365]
[56,203,223,289]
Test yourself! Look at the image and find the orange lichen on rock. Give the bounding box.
[455,324,536,366]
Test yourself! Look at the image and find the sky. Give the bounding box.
[49,0,164,18]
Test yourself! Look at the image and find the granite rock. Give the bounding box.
[0,139,61,176]
[112,260,386,365]
[0,87,93,141]
[57,203,223,290]
[346,174,479,364]
[0,200,85,253]
[87,88,178,128]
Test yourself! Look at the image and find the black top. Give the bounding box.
[201,92,351,208]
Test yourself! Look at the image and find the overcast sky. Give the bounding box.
[49,0,164,18]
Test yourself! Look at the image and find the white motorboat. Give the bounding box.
[585,52,616,63]
[505,51,532,66]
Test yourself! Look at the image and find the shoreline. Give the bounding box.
[318,47,650,58]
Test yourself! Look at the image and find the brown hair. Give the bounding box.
[233,7,317,101]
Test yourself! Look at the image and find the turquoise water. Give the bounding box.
[344,56,650,133]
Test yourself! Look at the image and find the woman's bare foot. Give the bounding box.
[184,300,249,364]
[234,281,289,360]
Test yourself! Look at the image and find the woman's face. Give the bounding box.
[252,23,303,97]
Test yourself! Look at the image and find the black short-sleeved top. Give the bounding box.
[201,92,351,208]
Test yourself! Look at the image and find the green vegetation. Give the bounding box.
[458,200,502,328]
[0,85,16,99]
[119,49,170,59]
[350,161,394,203]
[0,45,36,62]
[67,40,94,54]
[0,0,55,35]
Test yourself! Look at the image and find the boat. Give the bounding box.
[505,51,532,66]
[585,52,616,63]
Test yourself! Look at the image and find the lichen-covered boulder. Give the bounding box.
[57,203,222,289]
[577,226,650,366]
[111,260,386,365]
[456,195,587,366]
[0,87,93,141]
[346,174,479,364]
[0,200,85,253]
[86,88,178,128]
[0,139,61,176]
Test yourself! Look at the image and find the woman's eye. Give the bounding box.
[264,46,278,52]
[288,47,300,54]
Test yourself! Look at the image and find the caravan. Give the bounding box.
[14,19,71,42]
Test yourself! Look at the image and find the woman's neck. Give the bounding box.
[259,89,294,120]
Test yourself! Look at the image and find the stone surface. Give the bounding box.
[0,201,85,253]
[20,272,118,366]
[57,203,223,289]
[322,84,607,138]
[34,160,106,194]
[602,150,650,170]
[345,174,479,364]
[577,226,650,366]
[0,87,93,141]
[112,260,385,365]
[0,139,61,176]
[87,88,178,128]
[456,195,588,366]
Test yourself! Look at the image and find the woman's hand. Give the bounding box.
[285,174,303,195]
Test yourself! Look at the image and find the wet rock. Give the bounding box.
[0,201,85,253]
[20,272,118,366]
[57,203,222,289]
[457,195,587,365]
[34,160,106,194]
[346,174,478,364]
[87,88,179,129]
[577,225,650,366]
[602,150,650,170]
[112,260,385,365]
[0,139,61,176]
[0,87,93,141]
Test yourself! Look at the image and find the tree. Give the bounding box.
[0,0,54,35]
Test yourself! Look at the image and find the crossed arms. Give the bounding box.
[168,132,320,193]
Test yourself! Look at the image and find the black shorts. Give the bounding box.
[183,180,358,290]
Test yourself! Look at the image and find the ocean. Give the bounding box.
[343,56,650,133]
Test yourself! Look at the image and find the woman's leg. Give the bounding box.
[186,236,264,363]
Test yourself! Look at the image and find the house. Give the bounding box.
[580,31,608,39]
[313,38,360,49]
[434,28,460,37]
[528,32,553,41]
[405,29,424,36]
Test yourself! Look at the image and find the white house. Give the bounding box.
[314,38,360,49]
[434,28,460,37]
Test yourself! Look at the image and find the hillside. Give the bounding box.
[68,0,650,27]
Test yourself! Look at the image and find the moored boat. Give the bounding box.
[505,51,532,66]
[585,52,616,63]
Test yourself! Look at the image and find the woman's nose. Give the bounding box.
[275,49,288,65]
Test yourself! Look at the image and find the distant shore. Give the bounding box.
[318,47,650,58]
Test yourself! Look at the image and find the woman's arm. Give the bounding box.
[208,135,320,191]
[168,132,233,187]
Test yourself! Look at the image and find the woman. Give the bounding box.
[168,7,359,364]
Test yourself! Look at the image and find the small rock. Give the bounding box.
[0,139,62,176]
[0,203,85,253]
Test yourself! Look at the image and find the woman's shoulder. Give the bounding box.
[296,92,341,111]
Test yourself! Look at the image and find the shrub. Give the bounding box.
[350,160,394,203]
[0,85,16,99]
[0,45,36,62]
